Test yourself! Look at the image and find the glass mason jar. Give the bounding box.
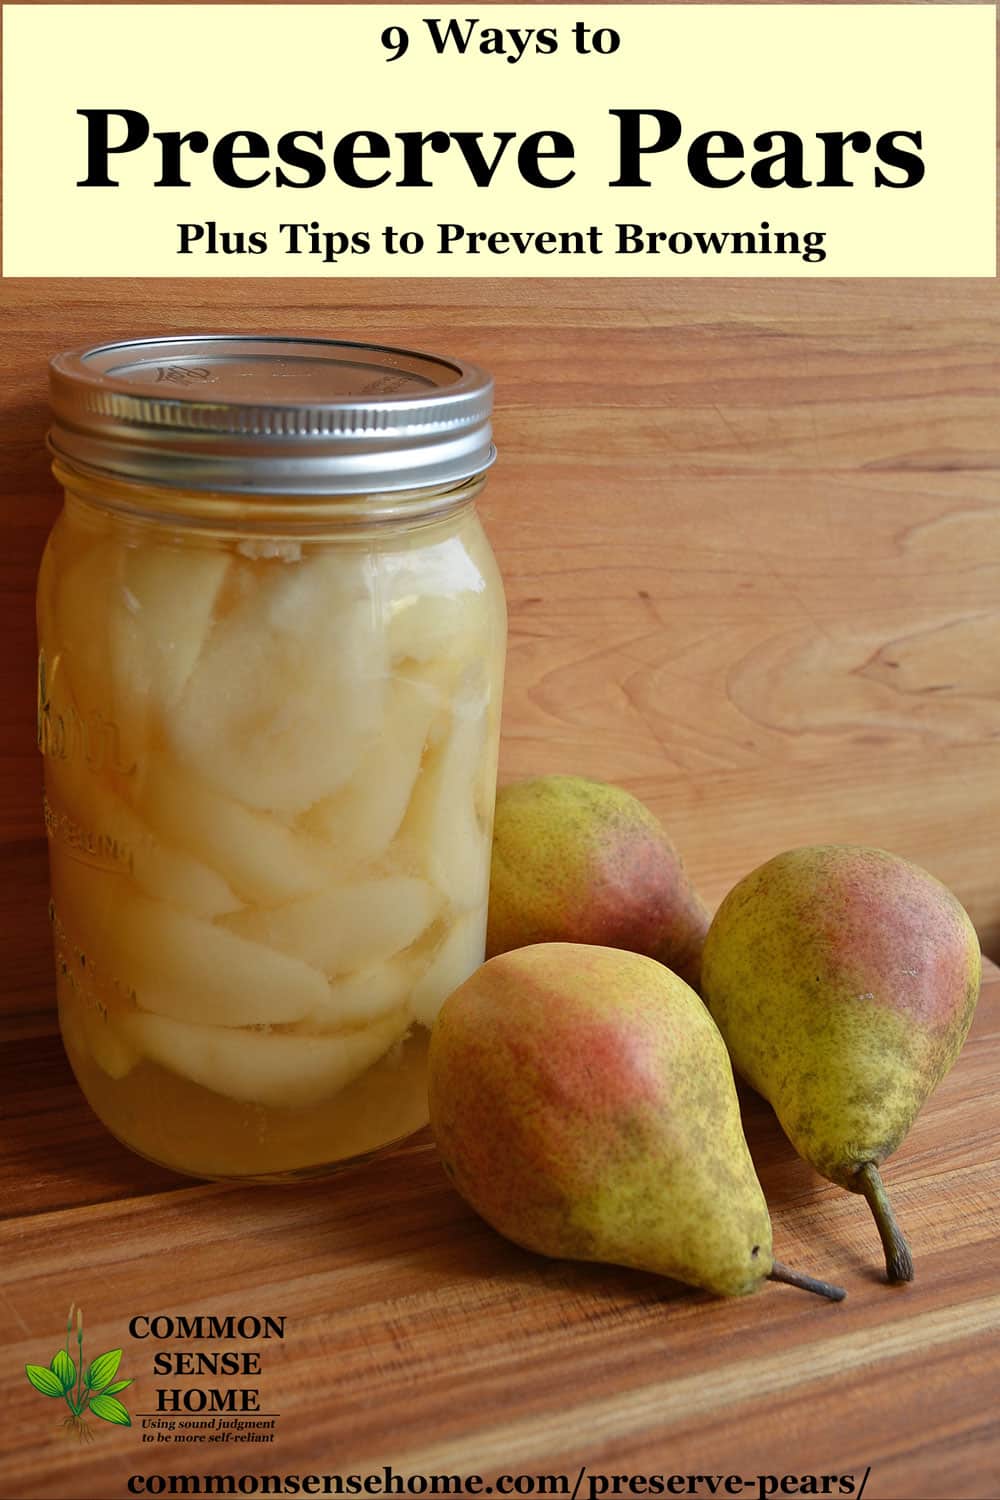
[37,335,506,1181]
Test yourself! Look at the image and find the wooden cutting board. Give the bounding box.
[1,935,997,1500]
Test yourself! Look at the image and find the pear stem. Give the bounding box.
[856,1162,914,1284]
[767,1260,846,1301]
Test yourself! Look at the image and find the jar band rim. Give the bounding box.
[50,451,490,530]
[49,334,495,496]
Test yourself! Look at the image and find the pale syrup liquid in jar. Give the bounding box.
[38,336,506,1180]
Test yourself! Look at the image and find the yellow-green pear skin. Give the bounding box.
[428,944,774,1298]
[487,777,710,990]
[701,845,981,1281]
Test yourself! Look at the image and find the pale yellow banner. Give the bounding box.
[2,5,995,277]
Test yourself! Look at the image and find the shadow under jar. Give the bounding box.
[37,335,506,1181]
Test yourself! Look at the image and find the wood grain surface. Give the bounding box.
[1,960,997,1500]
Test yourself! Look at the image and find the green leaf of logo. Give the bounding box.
[101,1379,132,1394]
[88,1392,131,1426]
[85,1348,122,1391]
[25,1363,66,1397]
[50,1349,76,1392]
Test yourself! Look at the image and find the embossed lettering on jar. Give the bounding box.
[38,335,506,1180]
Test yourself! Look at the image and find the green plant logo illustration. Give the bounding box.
[24,1304,132,1441]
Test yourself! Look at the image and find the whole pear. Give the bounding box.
[487,777,710,990]
[701,846,981,1284]
[428,943,844,1301]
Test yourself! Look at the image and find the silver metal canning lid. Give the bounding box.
[49,334,495,496]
